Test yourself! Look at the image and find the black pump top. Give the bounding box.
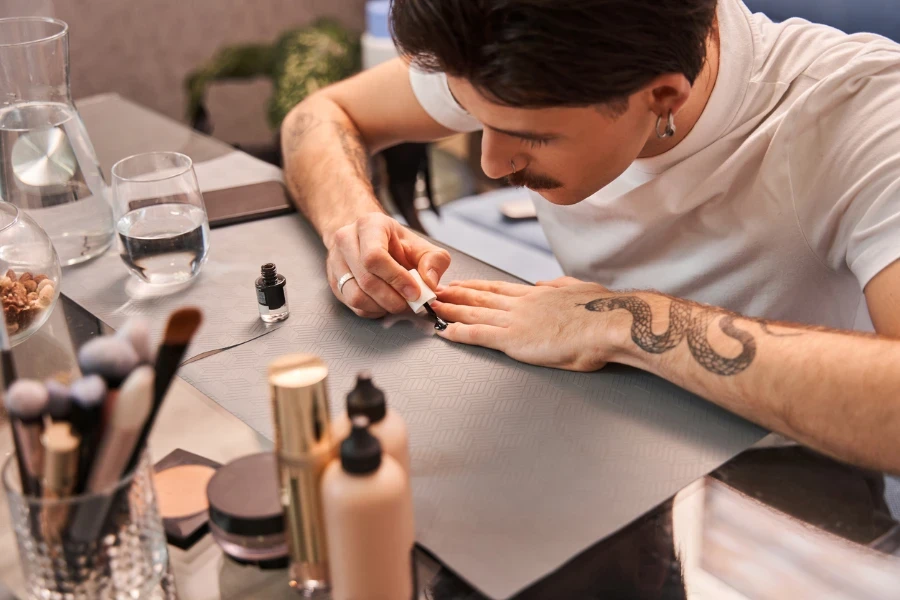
[346,371,386,423]
[341,417,382,475]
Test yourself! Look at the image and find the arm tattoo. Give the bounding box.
[583,296,758,376]
[582,294,876,376]
[283,112,370,182]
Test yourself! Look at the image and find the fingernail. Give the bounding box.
[427,269,438,284]
[402,285,419,301]
[436,285,446,293]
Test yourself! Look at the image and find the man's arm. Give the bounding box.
[432,269,900,473]
[281,58,453,247]
[603,292,900,473]
[281,58,455,317]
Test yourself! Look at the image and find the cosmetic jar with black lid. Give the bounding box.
[206,452,288,568]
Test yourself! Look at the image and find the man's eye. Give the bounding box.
[525,138,548,149]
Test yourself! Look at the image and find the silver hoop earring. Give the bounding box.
[510,159,518,173]
[656,112,676,139]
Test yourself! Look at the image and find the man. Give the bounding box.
[281,0,900,473]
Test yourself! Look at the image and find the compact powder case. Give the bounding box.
[152,448,222,549]
[207,452,288,568]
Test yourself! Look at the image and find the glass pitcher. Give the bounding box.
[0,17,113,266]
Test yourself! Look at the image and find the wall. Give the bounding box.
[2,0,367,146]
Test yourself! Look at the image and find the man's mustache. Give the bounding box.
[506,169,564,190]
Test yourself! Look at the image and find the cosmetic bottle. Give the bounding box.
[256,263,289,323]
[332,371,410,474]
[268,354,336,597]
[321,417,416,600]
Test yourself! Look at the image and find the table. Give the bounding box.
[2,94,900,600]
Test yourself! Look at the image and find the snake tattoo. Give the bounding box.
[583,296,757,376]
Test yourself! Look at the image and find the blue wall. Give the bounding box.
[743,0,899,42]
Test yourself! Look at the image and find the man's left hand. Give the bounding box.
[433,277,626,372]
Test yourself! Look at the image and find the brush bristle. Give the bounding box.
[5,380,49,419]
[70,375,107,409]
[45,379,72,420]
[162,307,202,346]
[78,337,139,385]
[113,366,154,430]
[116,318,154,364]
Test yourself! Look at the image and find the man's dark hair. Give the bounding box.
[391,0,717,110]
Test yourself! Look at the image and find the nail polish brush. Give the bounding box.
[405,269,448,330]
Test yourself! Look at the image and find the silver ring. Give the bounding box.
[337,272,355,295]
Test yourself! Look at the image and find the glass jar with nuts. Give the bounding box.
[0,203,62,346]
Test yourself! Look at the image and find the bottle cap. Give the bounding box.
[346,371,387,423]
[341,416,382,475]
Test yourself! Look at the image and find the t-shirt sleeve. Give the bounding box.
[791,48,900,290]
[409,68,483,133]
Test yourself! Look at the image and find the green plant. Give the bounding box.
[184,19,361,131]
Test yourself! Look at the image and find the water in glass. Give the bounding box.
[116,203,209,285]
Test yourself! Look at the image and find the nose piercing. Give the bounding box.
[510,159,518,173]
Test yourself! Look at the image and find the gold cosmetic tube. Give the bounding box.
[268,354,336,597]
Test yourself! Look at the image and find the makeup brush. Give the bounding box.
[41,422,80,499]
[69,367,154,544]
[5,380,49,496]
[0,317,16,391]
[85,366,153,493]
[40,422,80,542]
[77,337,139,426]
[45,379,72,422]
[123,307,202,475]
[69,375,107,494]
[116,318,155,365]
[77,337,140,388]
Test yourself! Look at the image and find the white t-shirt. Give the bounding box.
[409,0,900,330]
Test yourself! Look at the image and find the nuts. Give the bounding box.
[2,270,55,337]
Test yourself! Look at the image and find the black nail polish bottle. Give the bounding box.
[256,263,289,323]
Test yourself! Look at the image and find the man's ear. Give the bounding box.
[644,73,693,119]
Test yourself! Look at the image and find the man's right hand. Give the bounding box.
[325,213,452,319]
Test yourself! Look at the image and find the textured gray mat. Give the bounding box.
[62,218,288,359]
[175,215,766,599]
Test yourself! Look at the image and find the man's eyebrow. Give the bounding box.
[448,85,561,142]
[484,124,560,142]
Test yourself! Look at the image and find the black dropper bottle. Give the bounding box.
[256,263,289,323]
[340,417,383,475]
[346,371,386,424]
[344,371,410,473]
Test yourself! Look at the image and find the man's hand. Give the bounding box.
[433,277,626,371]
[435,274,900,475]
[326,213,452,319]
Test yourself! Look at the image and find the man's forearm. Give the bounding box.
[594,292,900,472]
[281,97,385,246]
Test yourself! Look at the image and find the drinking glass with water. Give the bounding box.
[111,152,209,285]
